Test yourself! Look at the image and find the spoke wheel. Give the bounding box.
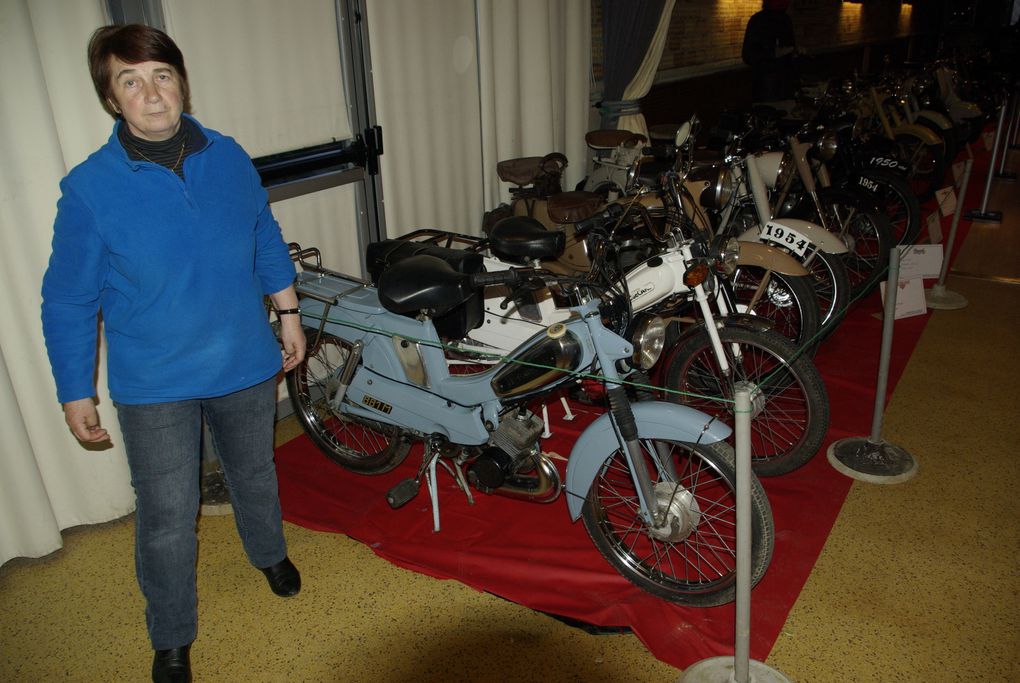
[895,132,946,200]
[814,189,893,300]
[286,331,412,474]
[581,439,774,607]
[663,326,830,476]
[802,248,850,338]
[853,170,922,246]
[729,266,821,351]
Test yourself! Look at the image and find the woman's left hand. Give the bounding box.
[279,317,306,372]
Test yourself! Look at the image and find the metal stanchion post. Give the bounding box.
[966,100,1006,223]
[997,91,1017,180]
[679,384,791,683]
[827,249,918,483]
[926,158,971,310]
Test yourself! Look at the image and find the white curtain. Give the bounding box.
[0,0,136,566]
[367,0,591,237]
[616,0,675,141]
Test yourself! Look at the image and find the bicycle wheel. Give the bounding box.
[895,131,946,200]
[582,439,774,607]
[814,188,893,300]
[802,247,851,338]
[286,331,412,474]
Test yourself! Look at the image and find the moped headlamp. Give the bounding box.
[630,313,666,370]
[714,237,740,276]
[815,130,839,161]
[718,167,735,208]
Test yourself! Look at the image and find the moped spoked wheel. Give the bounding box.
[854,169,922,246]
[801,248,851,339]
[662,326,830,476]
[813,189,893,300]
[894,131,946,200]
[728,266,821,350]
[582,440,774,607]
[286,332,412,474]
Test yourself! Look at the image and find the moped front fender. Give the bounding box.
[734,241,809,276]
[739,217,849,255]
[893,122,943,147]
[916,110,953,132]
[564,401,732,520]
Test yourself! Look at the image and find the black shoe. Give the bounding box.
[152,644,191,683]
[259,556,301,597]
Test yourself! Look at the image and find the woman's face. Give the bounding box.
[106,57,184,141]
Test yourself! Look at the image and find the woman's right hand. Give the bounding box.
[63,398,111,444]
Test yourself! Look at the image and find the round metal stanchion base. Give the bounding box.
[827,438,918,485]
[200,467,233,516]
[678,656,792,683]
[925,284,968,310]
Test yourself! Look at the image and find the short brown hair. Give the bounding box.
[88,24,191,119]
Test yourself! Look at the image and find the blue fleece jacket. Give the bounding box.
[41,116,295,405]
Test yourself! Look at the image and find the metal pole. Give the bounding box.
[1000,92,1017,173]
[937,158,972,287]
[733,383,752,683]
[870,249,900,443]
[976,102,1007,213]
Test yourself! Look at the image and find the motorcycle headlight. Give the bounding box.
[815,130,839,161]
[630,313,666,370]
[714,237,740,276]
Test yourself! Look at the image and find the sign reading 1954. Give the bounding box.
[762,223,812,257]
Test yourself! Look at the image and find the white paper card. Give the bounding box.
[983,130,995,151]
[880,278,928,319]
[926,211,943,244]
[935,185,957,217]
[899,244,944,280]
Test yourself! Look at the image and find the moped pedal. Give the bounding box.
[386,478,420,509]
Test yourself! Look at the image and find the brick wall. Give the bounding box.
[592,0,941,130]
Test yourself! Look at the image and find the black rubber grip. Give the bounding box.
[468,269,520,288]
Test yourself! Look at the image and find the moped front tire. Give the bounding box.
[581,439,774,607]
[802,247,851,339]
[728,266,821,350]
[662,326,830,477]
[286,330,413,474]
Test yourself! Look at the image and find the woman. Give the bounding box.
[41,24,306,683]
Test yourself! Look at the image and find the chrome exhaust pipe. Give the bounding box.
[494,452,562,503]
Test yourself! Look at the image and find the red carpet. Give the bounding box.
[276,144,986,669]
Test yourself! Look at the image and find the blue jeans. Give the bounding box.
[115,377,287,650]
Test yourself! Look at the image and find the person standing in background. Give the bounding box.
[742,0,798,108]
[41,24,305,683]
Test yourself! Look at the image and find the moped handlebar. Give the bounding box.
[574,203,625,235]
[467,269,526,289]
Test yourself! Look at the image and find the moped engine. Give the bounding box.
[467,409,560,502]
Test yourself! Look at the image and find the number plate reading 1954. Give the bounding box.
[761,223,813,257]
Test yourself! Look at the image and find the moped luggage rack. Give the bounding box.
[399,228,487,252]
[287,242,372,350]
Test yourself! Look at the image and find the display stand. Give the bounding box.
[965,100,1007,223]
[678,384,792,683]
[926,158,971,310]
[827,249,918,484]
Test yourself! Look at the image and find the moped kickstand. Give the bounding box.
[386,437,474,532]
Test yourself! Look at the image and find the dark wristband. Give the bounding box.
[275,308,301,316]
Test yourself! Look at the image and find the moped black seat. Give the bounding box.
[489,216,565,262]
[377,254,472,317]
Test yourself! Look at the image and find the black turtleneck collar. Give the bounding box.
[118,117,206,179]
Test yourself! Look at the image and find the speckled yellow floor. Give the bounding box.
[2,153,1018,682]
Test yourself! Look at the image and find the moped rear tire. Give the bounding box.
[287,331,413,474]
[581,440,774,607]
[661,326,830,477]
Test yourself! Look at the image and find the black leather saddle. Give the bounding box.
[488,216,565,263]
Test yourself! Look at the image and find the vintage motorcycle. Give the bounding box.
[285,232,774,607]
